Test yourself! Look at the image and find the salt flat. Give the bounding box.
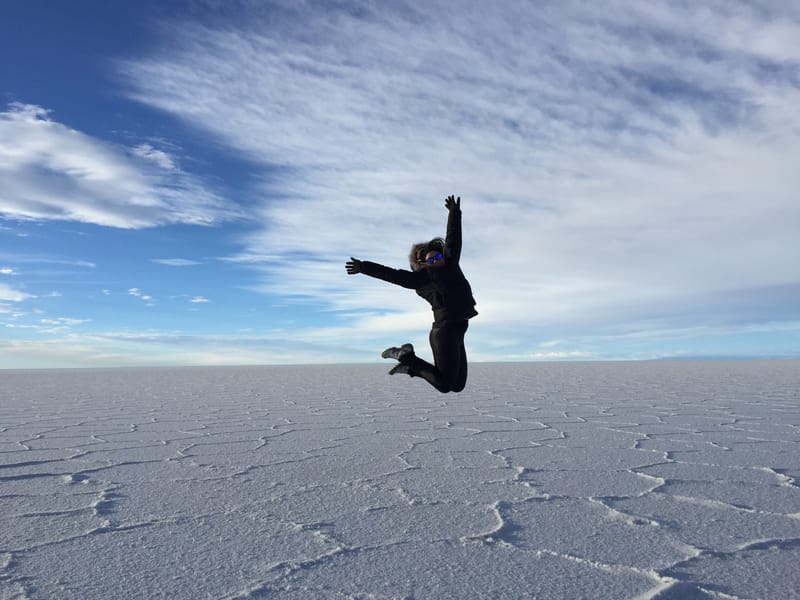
[1,361,799,599]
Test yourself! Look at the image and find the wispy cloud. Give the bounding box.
[152,258,201,266]
[36,317,92,334]
[0,283,33,302]
[131,143,177,170]
[118,2,799,356]
[128,287,154,302]
[190,296,210,303]
[0,254,96,269]
[0,103,241,229]
[40,317,90,326]
[0,330,365,368]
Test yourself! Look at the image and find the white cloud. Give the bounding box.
[40,317,90,326]
[131,143,177,170]
[0,330,365,368]
[128,288,153,302]
[1,267,17,275]
[36,317,91,334]
[0,103,240,228]
[0,255,97,269]
[190,296,209,303]
[0,283,33,302]
[152,258,201,266]
[118,3,800,353]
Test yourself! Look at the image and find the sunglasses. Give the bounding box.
[425,253,443,264]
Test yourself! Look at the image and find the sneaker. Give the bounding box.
[381,343,414,362]
[389,364,411,376]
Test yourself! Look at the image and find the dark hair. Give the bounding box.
[409,237,445,271]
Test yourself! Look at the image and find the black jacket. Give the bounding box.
[360,208,478,324]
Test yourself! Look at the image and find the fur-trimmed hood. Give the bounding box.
[409,237,445,271]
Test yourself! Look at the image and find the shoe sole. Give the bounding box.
[382,344,414,360]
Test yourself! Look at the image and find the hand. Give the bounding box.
[445,195,461,211]
[345,257,363,275]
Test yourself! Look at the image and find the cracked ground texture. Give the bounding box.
[1,360,799,599]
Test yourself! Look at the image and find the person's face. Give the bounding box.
[425,250,444,267]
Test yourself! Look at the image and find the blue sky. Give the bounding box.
[1,0,799,368]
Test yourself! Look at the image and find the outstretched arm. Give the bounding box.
[345,257,363,275]
[444,195,462,264]
[346,257,419,289]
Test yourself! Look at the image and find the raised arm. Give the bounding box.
[444,195,462,264]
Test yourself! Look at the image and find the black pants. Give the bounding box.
[405,320,469,393]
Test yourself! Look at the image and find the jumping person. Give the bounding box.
[345,195,477,393]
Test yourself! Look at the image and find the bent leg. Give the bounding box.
[405,321,469,393]
[450,328,469,392]
[446,321,469,392]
